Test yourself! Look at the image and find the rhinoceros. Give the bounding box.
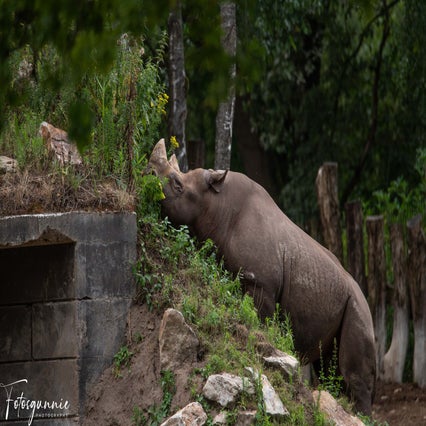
[147,139,376,415]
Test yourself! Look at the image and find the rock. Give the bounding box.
[0,156,18,174]
[159,308,199,371]
[244,367,289,419]
[312,390,364,426]
[213,410,257,426]
[212,412,227,424]
[39,121,82,165]
[160,401,207,426]
[202,373,254,407]
[260,374,289,419]
[263,352,299,379]
[235,410,257,425]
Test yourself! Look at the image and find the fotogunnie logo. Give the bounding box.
[0,379,71,425]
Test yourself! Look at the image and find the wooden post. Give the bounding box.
[366,215,387,378]
[345,200,367,295]
[316,163,343,262]
[407,215,426,388]
[383,223,409,383]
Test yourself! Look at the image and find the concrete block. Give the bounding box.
[0,306,31,362]
[37,211,137,244]
[0,211,136,247]
[33,302,78,359]
[78,356,111,414]
[0,359,79,421]
[0,211,137,424]
[78,298,131,359]
[75,242,135,299]
[0,214,40,246]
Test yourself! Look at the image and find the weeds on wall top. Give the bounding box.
[1,33,168,215]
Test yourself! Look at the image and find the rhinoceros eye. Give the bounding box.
[170,173,184,194]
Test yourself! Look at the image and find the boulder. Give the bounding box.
[235,410,257,425]
[313,390,364,426]
[263,352,299,380]
[260,374,289,418]
[244,367,289,419]
[159,309,199,371]
[212,412,227,424]
[0,156,18,174]
[212,410,257,425]
[160,402,207,426]
[39,121,82,165]
[202,373,254,407]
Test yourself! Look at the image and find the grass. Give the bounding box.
[133,214,349,425]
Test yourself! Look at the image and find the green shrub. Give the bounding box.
[113,345,134,377]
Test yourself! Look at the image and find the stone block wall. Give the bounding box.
[0,212,137,424]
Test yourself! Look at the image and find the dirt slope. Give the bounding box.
[84,303,426,426]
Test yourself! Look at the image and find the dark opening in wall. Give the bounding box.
[0,238,79,422]
[0,242,76,308]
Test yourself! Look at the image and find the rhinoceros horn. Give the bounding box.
[149,139,168,167]
[168,154,180,172]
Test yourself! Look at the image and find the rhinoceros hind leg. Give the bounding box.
[338,296,376,416]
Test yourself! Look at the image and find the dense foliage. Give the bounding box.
[235,0,425,223]
[2,1,425,223]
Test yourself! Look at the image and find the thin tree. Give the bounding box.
[214,2,236,170]
[168,1,188,171]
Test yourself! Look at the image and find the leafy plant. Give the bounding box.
[160,370,176,416]
[318,339,344,399]
[113,345,134,377]
[131,406,145,426]
[138,370,176,426]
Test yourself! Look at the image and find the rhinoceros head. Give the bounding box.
[146,139,228,227]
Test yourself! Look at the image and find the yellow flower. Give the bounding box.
[158,182,165,200]
[170,135,179,149]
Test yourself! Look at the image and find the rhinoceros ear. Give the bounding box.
[168,154,180,172]
[206,169,228,193]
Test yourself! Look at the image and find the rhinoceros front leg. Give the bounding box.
[338,295,376,416]
[240,271,276,320]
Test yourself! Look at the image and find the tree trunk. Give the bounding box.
[407,214,426,388]
[168,2,188,171]
[316,162,343,262]
[345,200,367,295]
[234,96,278,199]
[366,215,387,379]
[187,139,205,169]
[214,2,236,170]
[383,223,409,383]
